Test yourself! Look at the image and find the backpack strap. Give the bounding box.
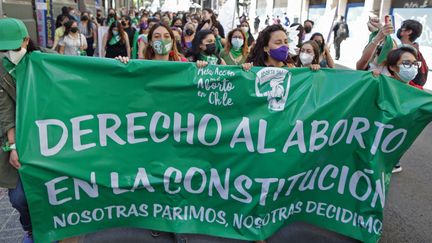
[0,62,16,102]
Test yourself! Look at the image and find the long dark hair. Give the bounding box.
[196,8,219,33]
[296,40,320,66]
[240,20,255,45]
[189,29,221,63]
[63,20,78,37]
[27,39,39,53]
[106,21,126,46]
[203,8,218,26]
[246,24,288,66]
[310,32,325,54]
[81,12,93,35]
[145,23,183,61]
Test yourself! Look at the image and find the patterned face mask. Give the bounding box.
[152,39,173,55]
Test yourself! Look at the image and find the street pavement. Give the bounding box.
[0,188,24,243]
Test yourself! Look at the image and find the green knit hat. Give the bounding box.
[0,18,29,51]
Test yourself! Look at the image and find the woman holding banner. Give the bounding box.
[0,18,39,243]
[244,24,295,68]
[220,28,249,65]
[383,46,421,173]
[102,21,130,58]
[296,40,321,71]
[117,23,187,63]
[190,29,226,67]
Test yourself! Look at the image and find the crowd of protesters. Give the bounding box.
[0,4,430,243]
[50,6,341,71]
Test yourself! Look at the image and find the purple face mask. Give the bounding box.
[140,22,148,30]
[269,45,289,62]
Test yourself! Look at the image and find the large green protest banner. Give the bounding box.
[15,52,432,242]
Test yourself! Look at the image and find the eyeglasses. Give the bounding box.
[400,60,421,68]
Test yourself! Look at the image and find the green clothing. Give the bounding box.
[220,50,247,65]
[368,31,394,65]
[0,58,19,188]
[109,34,121,45]
[199,54,219,65]
[131,31,140,59]
[215,36,223,54]
[2,58,16,79]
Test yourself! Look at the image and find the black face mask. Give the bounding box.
[70,27,79,33]
[108,13,115,18]
[185,29,194,36]
[396,28,402,40]
[204,43,216,55]
[81,16,89,21]
[304,26,312,34]
[121,21,127,26]
[175,25,183,28]
[97,13,101,17]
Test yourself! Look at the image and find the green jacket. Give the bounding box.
[0,57,19,188]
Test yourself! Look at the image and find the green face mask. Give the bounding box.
[152,39,172,55]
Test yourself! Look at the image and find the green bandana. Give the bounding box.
[230,48,242,59]
[199,54,219,65]
[368,31,394,65]
[107,18,115,27]
[109,34,121,45]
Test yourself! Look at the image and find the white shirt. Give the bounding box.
[59,34,87,56]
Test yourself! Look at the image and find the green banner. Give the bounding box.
[16,52,432,243]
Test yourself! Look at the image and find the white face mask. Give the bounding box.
[5,48,27,65]
[241,26,249,33]
[231,37,244,50]
[397,64,418,83]
[299,52,314,65]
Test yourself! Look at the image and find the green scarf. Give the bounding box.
[109,34,121,45]
[368,31,394,65]
[230,48,242,59]
[215,36,223,54]
[131,31,140,59]
[199,54,219,65]
[107,17,115,27]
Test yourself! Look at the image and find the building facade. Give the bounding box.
[249,0,432,25]
[0,0,133,47]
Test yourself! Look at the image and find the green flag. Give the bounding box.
[16,52,432,243]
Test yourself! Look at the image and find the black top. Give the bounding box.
[123,27,136,50]
[105,40,127,58]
